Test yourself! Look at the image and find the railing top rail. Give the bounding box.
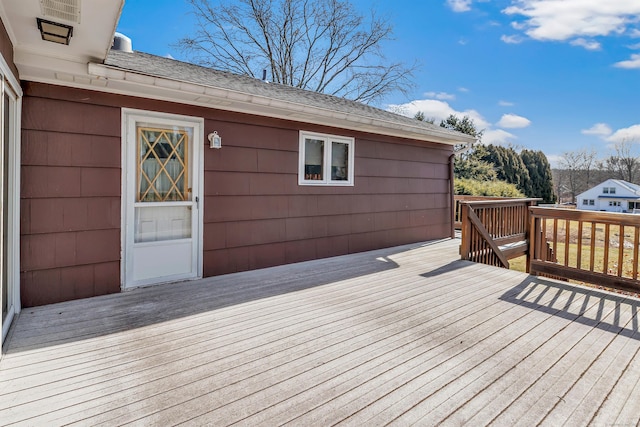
[530,206,640,226]
[460,198,542,208]
[454,196,512,200]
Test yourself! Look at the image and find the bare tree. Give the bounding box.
[559,148,598,202]
[604,139,640,183]
[177,0,415,104]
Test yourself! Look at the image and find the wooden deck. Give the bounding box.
[2,238,640,426]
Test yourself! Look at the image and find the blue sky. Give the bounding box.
[116,0,640,167]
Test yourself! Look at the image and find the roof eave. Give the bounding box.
[86,62,475,146]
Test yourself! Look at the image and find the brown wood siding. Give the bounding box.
[0,17,18,78]
[20,82,454,306]
[20,88,122,306]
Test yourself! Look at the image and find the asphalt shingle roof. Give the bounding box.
[104,50,470,142]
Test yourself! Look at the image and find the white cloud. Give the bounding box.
[581,123,613,138]
[614,53,640,69]
[424,91,456,101]
[446,0,472,12]
[483,129,517,145]
[503,1,640,41]
[387,99,529,146]
[164,53,175,59]
[499,100,515,107]
[501,34,523,44]
[627,42,640,49]
[570,38,601,50]
[387,99,490,129]
[458,87,470,93]
[545,154,563,169]
[606,124,640,143]
[496,113,532,128]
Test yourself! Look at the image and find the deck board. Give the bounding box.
[2,238,640,426]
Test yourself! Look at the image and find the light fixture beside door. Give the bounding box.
[208,131,222,149]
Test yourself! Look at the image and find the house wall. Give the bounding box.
[20,82,454,307]
[577,180,634,212]
[0,18,18,78]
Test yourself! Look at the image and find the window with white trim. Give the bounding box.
[298,131,354,186]
[609,201,621,207]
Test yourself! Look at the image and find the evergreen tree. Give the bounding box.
[439,114,483,139]
[479,145,531,195]
[521,149,556,203]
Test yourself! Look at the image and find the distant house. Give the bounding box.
[576,179,640,213]
[0,1,475,346]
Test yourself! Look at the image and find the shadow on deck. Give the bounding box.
[501,277,640,340]
[2,238,640,426]
[5,241,431,354]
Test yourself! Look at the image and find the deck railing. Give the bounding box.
[459,198,541,269]
[529,207,640,294]
[453,196,512,230]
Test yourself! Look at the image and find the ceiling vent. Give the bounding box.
[40,0,81,24]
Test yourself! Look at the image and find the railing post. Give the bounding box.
[449,154,455,239]
[460,202,471,260]
[528,210,537,274]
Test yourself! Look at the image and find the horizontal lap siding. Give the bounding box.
[203,128,454,276]
[20,82,454,306]
[20,90,122,307]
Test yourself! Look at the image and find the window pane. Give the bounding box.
[331,141,349,181]
[304,138,324,180]
[135,205,192,242]
[137,125,190,202]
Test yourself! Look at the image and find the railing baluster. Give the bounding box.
[590,222,596,272]
[618,225,625,277]
[577,221,583,269]
[604,224,610,275]
[564,219,570,267]
[553,218,558,262]
[634,226,639,281]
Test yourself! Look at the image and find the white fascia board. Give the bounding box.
[87,62,475,146]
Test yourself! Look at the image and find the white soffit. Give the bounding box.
[40,0,81,24]
[0,0,123,65]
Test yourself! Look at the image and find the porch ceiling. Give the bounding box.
[0,0,123,74]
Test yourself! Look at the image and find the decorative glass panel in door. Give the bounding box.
[135,126,192,243]
[123,111,202,288]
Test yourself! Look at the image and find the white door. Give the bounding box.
[122,109,203,289]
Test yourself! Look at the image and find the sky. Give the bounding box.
[116,0,640,167]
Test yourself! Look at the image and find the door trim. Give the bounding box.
[1,59,21,346]
[120,108,204,289]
